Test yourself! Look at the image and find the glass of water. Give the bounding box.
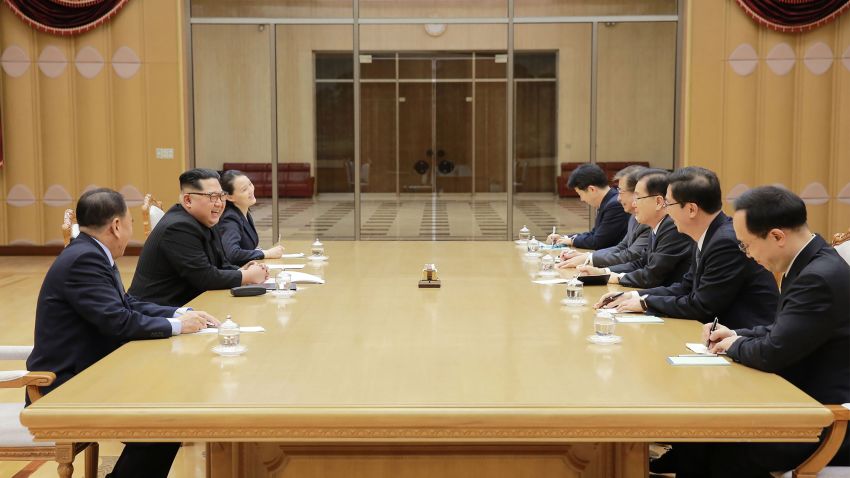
[594,312,616,337]
[275,271,292,297]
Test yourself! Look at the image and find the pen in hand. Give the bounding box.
[600,291,624,308]
[705,316,719,348]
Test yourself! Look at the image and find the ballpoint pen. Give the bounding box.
[600,291,624,308]
[705,316,719,348]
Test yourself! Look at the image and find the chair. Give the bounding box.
[513,160,529,191]
[61,209,78,247]
[0,345,98,478]
[832,228,850,265]
[345,160,370,191]
[142,193,164,237]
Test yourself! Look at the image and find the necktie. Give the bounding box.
[111,263,126,296]
[649,231,657,251]
[695,247,702,264]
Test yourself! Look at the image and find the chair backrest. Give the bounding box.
[832,228,850,266]
[141,194,164,238]
[345,160,369,188]
[62,209,78,247]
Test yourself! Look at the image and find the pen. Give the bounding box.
[705,316,719,348]
[600,291,624,307]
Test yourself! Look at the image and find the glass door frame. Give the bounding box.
[186,0,683,241]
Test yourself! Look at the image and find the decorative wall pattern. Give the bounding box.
[685,0,850,236]
[0,0,187,246]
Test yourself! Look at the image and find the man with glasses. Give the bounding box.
[546,163,629,250]
[558,165,650,269]
[129,168,268,307]
[577,169,692,288]
[596,167,776,330]
[652,186,849,477]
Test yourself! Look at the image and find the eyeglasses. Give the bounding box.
[737,241,750,254]
[186,191,227,204]
[663,199,682,208]
[634,194,661,201]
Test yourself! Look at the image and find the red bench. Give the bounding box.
[222,163,315,198]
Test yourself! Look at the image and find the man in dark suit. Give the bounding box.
[546,163,629,250]
[651,186,850,477]
[597,167,777,331]
[559,165,650,269]
[129,168,268,307]
[578,169,692,288]
[27,188,219,478]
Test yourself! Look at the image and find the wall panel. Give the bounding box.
[0,0,186,246]
[684,0,850,236]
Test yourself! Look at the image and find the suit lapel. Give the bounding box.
[244,212,259,247]
[781,235,825,296]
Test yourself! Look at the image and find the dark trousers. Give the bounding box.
[105,442,181,478]
[650,442,820,478]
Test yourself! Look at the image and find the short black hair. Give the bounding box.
[667,166,722,214]
[635,168,669,197]
[179,168,220,191]
[76,188,127,229]
[220,170,245,195]
[613,165,647,192]
[734,186,807,238]
[567,164,608,190]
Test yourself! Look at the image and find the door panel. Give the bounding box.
[398,83,433,192]
[435,83,473,193]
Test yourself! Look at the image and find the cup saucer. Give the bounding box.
[212,344,246,356]
[586,334,622,345]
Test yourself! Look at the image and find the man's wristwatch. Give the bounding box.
[639,295,648,312]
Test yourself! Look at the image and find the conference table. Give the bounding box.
[21,241,832,478]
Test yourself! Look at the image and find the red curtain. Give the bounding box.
[2,0,131,36]
[736,0,850,32]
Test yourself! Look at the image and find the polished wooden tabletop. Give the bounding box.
[22,241,832,443]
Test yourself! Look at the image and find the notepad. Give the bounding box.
[282,253,305,258]
[532,278,570,285]
[614,314,664,324]
[686,343,711,354]
[667,356,729,366]
[265,271,324,285]
[267,264,306,270]
[194,326,266,335]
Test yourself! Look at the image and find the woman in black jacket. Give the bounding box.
[217,170,284,266]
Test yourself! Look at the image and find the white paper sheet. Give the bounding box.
[0,370,28,382]
[686,343,710,354]
[267,264,306,270]
[194,326,266,335]
[614,314,664,324]
[667,356,729,366]
[282,253,305,258]
[532,278,570,285]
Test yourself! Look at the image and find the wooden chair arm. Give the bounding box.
[793,404,850,478]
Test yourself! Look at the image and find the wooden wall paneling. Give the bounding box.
[516,0,677,17]
[276,25,353,173]
[435,82,472,193]
[831,17,850,234]
[515,24,591,175]
[193,24,272,171]
[190,0,353,19]
[143,0,186,210]
[2,13,42,246]
[359,1,506,19]
[719,5,759,212]
[474,82,506,193]
[360,83,397,193]
[73,28,113,197]
[682,0,725,173]
[756,30,796,189]
[596,22,676,169]
[793,25,837,235]
[359,25,507,54]
[35,32,77,246]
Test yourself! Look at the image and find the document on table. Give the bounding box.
[532,278,570,285]
[282,253,305,258]
[267,264,306,270]
[194,326,266,335]
[614,314,664,324]
[686,342,720,354]
[667,356,729,366]
[264,271,324,285]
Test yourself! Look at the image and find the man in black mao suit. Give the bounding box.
[559,165,650,269]
[579,169,692,289]
[27,188,219,478]
[129,168,268,307]
[547,163,629,250]
[598,167,777,331]
[651,186,849,477]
